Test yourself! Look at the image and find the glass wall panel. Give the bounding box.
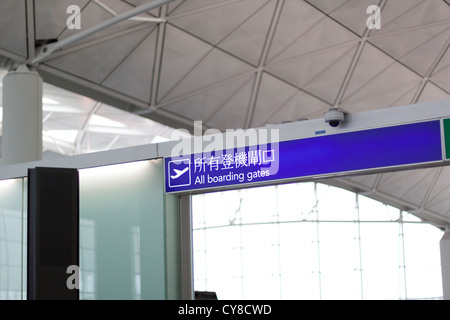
[240,186,278,224]
[241,224,281,300]
[278,223,320,300]
[192,182,444,300]
[359,222,401,300]
[403,223,443,299]
[0,178,25,300]
[277,182,316,222]
[358,196,399,221]
[319,222,360,300]
[79,159,172,300]
[316,184,356,221]
[198,227,243,299]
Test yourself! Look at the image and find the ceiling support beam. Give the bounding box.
[31,0,175,65]
[244,0,284,129]
[331,0,387,107]
[268,39,359,70]
[369,20,450,41]
[0,50,26,66]
[411,36,450,104]
[169,0,245,21]
[75,101,102,154]
[150,4,168,108]
[25,0,36,61]
[244,71,263,129]
[93,0,165,23]
[140,71,255,116]
[40,23,153,62]
[37,64,201,131]
[342,26,449,105]
[309,0,384,107]
[333,39,366,107]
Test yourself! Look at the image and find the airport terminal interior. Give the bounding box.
[0,0,449,300]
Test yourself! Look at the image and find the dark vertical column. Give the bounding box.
[27,167,79,300]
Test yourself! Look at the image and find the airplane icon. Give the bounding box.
[171,167,189,179]
[168,159,191,188]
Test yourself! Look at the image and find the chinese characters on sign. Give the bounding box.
[167,144,279,191]
[194,149,276,171]
[193,149,275,182]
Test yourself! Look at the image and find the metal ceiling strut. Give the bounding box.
[31,0,175,65]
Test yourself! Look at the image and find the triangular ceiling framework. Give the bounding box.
[164,74,254,125]
[158,24,255,103]
[22,0,448,131]
[417,82,450,104]
[217,0,277,65]
[380,0,450,32]
[101,28,158,102]
[340,43,423,107]
[0,0,27,57]
[167,0,238,16]
[206,77,255,130]
[0,0,449,228]
[266,0,347,64]
[369,24,450,77]
[429,47,450,92]
[45,26,156,84]
[169,0,275,65]
[57,0,150,45]
[35,0,90,42]
[251,72,331,127]
[306,0,377,36]
[266,43,359,104]
[376,168,438,204]
[425,166,450,217]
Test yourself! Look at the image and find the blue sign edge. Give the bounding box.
[164,120,443,194]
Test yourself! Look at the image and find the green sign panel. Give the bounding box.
[444,118,450,160]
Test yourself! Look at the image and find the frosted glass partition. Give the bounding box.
[0,178,26,300]
[79,159,179,300]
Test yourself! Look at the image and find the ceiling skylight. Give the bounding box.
[89,114,126,128]
[42,96,60,105]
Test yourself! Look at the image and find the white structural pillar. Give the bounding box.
[440,231,450,300]
[2,66,42,165]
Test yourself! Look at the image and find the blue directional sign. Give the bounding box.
[164,120,443,193]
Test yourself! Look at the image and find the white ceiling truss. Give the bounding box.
[0,0,450,227]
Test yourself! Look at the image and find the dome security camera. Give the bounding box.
[324,108,346,128]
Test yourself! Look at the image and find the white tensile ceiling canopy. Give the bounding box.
[0,0,449,226]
